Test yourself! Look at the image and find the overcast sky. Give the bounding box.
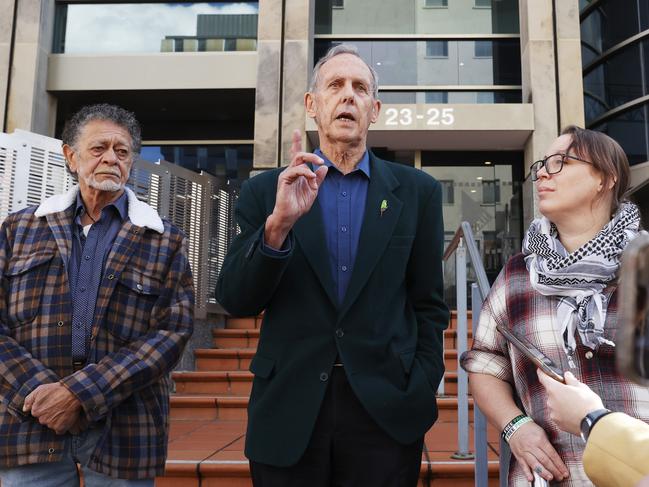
[65,2,259,53]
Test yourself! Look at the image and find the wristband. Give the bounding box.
[501,414,533,443]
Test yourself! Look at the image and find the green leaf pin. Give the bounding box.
[380,199,388,217]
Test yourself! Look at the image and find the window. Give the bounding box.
[332,0,344,7]
[475,0,491,7]
[440,180,455,205]
[425,92,449,103]
[426,41,449,58]
[474,40,493,57]
[482,179,501,204]
[426,0,448,6]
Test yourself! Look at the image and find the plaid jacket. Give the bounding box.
[462,253,649,486]
[0,187,194,479]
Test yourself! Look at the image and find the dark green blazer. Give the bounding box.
[215,153,449,467]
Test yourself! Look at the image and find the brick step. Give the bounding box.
[194,349,462,374]
[169,394,473,422]
[223,310,471,333]
[448,310,473,331]
[173,371,254,396]
[444,329,474,350]
[195,349,256,371]
[212,328,473,352]
[213,329,260,349]
[159,459,500,487]
[158,418,500,487]
[226,316,261,330]
[170,396,249,421]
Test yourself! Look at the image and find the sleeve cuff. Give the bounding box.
[260,233,291,257]
[59,368,108,422]
[7,369,59,419]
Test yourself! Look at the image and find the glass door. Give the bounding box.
[422,162,523,307]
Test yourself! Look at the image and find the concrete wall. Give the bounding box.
[4,0,56,136]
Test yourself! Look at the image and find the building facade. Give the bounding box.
[0,0,647,302]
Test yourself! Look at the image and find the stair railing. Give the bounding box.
[443,222,492,487]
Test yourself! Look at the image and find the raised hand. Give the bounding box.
[264,129,328,249]
[508,420,569,483]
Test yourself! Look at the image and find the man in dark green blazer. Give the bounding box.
[215,44,449,487]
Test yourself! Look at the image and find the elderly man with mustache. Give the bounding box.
[0,104,194,486]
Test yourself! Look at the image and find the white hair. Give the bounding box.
[309,44,379,98]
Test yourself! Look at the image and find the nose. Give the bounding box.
[102,147,119,164]
[340,81,355,103]
[535,161,550,181]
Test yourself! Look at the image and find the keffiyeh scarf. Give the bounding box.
[522,202,642,364]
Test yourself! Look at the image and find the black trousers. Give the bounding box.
[250,367,424,487]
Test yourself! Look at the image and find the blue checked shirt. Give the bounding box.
[69,192,127,362]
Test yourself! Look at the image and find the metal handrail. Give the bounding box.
[443,221,492,487]
[443,221,490,297]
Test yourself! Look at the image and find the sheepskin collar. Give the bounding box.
[35,186,164,234]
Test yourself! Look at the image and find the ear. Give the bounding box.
[370,98,382,124]
[607,176,617,190]
[305,92,317,119]
[62,144,78,174]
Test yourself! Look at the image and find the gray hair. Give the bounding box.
[309,44,379,99]
[61,103,142,180]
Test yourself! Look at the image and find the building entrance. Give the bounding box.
[421,154,523,307]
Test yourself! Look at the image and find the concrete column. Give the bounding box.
[519,0,560,223]
[0,0,16,133]
[279,0,312,165]
[253,0,283,169]
[5,0,57,136]
[554,0,585,128]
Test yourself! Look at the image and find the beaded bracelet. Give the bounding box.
[501,414,533,443]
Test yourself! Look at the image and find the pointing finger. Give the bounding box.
[290,129,302,163]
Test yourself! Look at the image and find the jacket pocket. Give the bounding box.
[5,251,56,325]
[249,354,275,379]
[399,349,416,375]
[106,268,162,343]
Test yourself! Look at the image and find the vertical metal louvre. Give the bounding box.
[0,130,238,315]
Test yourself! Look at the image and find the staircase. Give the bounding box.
[156,312,501,486]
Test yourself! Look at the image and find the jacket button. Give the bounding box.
[335,328,344,338]
[585,351,594,359]
[319,372,329,382]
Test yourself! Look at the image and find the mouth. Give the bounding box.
[95,171,121,178]
[335,112,356,123]
[537,187,553,193]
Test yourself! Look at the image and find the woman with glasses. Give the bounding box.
[461,126,648,486]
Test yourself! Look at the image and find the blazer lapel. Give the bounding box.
[293,200,338,308]
[339,155,402,319]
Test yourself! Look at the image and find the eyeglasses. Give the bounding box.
[530,153,593,181]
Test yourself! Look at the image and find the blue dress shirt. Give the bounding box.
[315,149,370,305]
[69,191,128,362]
[260,150,370,305]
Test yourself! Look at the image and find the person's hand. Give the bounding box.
[537,369,604,435]
[23,383,82,435]
[264,129,328,248]
[508,420,569,483]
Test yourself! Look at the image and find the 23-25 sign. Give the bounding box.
[384,107,455,126]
